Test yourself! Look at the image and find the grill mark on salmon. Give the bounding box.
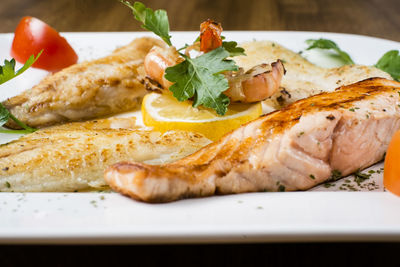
[105,78,400,202]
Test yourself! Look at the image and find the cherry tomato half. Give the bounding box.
[11,16,78,72]
[384,130,400,196]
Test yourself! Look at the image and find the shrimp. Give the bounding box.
[142,20,285,103]
[224,61,286,102]
[143,46,182,90]
[200,19,223,53]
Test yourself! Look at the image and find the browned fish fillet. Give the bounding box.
[234,41,392,112]
[3,37,165,129]
[105,78,400,202]
[0,118,210,192]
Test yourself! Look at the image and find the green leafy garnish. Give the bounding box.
[375,50,400,81]
[222,41,246,57]
[0,51,42,85]
[121,1,172,46]
[330,169,342,181]
[353,169,371,185]
[0,103,36,134]
[305,38,400,81]
[0,51,42,134]
[123,1,247,115]
[165,47,238,115]
[305,38,355,65]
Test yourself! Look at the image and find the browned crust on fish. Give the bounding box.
[105,78,400,202]
[0,118,211,192]
[3,37,165,129]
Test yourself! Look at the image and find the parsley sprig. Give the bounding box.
[305,38,400,82]
[305,38,355,65]
[0,51,42,134]
[121,0,172,46]
[375,50,400,81]
[165,47,238,115]
[123,1,245,115]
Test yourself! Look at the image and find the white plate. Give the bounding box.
[1,31,400,244]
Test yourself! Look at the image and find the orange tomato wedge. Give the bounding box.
[384,130,400,196]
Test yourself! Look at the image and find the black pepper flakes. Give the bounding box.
[326,115,335,120]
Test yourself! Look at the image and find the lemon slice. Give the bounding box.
[142,93,262,141]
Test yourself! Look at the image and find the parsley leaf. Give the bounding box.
[0,104,10,126]
[0,51,42,85]
[222,41,246,57]
[0,52,42,134]
[122,1,246,115]
[0,102,36,134]
[305,38,355,65]
[122,1,172,46]
[375,50,400,81]
[165,47,238,115]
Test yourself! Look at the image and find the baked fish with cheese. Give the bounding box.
[3,37,165,129]
[0,118,210,192]
[105,78,400,202]
[234,41,392,113]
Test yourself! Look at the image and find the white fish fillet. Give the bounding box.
[234,41,392,113]
[0,118,211,192]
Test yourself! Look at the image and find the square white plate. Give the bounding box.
[1,31,400,244]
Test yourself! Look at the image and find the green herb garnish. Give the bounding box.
[305,38,355,65]
[123,1,245,115]
[354,169,371,185]
[375,50,400,81]
[121,1,172,46]
[0,51,42,85]
[165,47,237,115]
[305,39,400,81]
[330,169,342,181]
[221,41,246,57]
[0,52,42,134]
[323,182,334,188]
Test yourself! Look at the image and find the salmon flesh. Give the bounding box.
[105,78,400,202]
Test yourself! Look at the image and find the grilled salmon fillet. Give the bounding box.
[105,78,400,202]
[3,37,165,129]
[0,118,210,192]
[234,41,392,113]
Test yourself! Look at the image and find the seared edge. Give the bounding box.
[105,78,400,202]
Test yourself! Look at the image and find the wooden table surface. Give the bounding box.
[1,0,400,42]
[1,0,400,265]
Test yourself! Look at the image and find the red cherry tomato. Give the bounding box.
[384,130,400,196]
[11,16,78,72]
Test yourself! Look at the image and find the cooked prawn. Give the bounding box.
[200,19,223,53]
[142,19,285,103]
[143,45,285,103]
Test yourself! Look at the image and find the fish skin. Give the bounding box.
[234,41,392,113]
[0,118,211,192]
[105,78,400,202]
[3,37,165,129]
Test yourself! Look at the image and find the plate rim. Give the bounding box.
[1,31,400,244]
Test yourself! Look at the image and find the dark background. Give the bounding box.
[1,0,400,42]
[1,0,400,265]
